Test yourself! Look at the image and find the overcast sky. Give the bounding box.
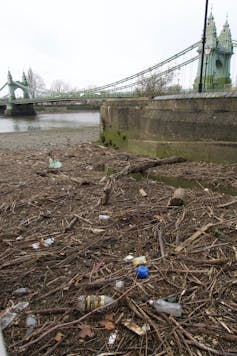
[1,0,237,90]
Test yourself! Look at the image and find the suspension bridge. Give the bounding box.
[1,13,237,116]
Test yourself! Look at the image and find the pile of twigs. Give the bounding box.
[0,144,236,356]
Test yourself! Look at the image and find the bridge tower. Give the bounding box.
[4,71,35,116]
[194,13,233,90]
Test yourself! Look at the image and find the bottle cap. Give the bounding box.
[135,265,148,279]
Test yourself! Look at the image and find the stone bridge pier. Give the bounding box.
[4,102,35,116]
[100,93,237,163]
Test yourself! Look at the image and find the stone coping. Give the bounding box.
[154,91,237,100]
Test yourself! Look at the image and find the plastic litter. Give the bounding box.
[148,298,183,317]
[78,295,114,312]
[32,242,41,249]
[123,254,134,262]
[49,157,62,169]
[43,237,55,247]
[0,329,7,356]
[132,256,147,266]
[135,265,149,279]
[115,280,124,289]
[122,320,150,336]
[26,314,37,334]
[108,330,118,345]
[32,237,54,249]
[0,302,29,330]
[99,214,110,221]
[13,287,30,296]
[139,188,148,197]
[26,314,37,327]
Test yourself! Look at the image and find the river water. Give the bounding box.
[0,111,100,133]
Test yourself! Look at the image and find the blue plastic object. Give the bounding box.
[135,265,148,279]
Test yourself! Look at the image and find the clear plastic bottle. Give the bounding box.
[78,295,114,312]
[148,299,182,317]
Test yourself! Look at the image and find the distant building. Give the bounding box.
[194,12,233,90]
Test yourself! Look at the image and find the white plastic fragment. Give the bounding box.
[108,330,118,345]
[139,188,148,197]
[123,254,134,262]
[99,214,110,221]
[32,237,55,249]
[16,235,24,241]
[32,242,40,249]
[115,280,124,289]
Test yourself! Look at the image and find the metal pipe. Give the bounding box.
[198,0,209,93]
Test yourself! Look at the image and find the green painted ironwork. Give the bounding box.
[194,13,233,90]
[7,71,30,101]
[0,30,237,105]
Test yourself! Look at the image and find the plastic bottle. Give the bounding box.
[78,295,114,312]
[148,299,182,317]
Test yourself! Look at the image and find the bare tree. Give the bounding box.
[50,80,70,95]
[27,68,46,98]
[135,71,176,97]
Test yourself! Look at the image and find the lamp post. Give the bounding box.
[198,0,209,93]
[204,47,211,90]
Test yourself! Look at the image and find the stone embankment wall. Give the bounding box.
[100,93,237,163]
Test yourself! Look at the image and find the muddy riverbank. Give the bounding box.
[0,126,100,150]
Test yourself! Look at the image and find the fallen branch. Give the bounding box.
[217,200,237,208]
[175,223,215,253]
[64,215,78,233]
[111,156,186,179]
[165,315,237,356]
[153,226,166,258]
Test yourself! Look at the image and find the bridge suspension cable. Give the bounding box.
[0,83,7,92]
[85,41,201,93]
[107,55,199,92]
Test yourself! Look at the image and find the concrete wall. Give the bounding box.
[100,93,237,163]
